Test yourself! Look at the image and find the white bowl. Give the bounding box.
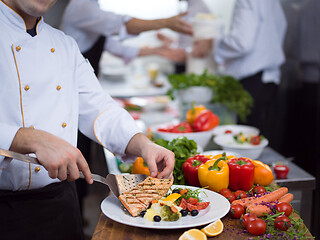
[177,86,213,104]
[150,122,214,149]
[212,124,259,136]
[213,134,268,160]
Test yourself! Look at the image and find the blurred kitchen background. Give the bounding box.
[44,0,319,238]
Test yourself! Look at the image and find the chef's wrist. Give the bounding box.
[10,127,39,154]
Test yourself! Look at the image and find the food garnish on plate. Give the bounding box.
[118,177,173,217]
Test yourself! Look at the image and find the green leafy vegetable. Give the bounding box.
[167,70,253,122]
[155,136,198,185]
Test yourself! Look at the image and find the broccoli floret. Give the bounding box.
[160,205,180,221]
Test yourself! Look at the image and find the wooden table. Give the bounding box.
[92,213,313,240]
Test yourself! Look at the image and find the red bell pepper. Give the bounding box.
[228,157,255,191]
[182,155,210,187]
[193,110,219,132]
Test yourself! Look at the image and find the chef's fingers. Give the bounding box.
[146,158,158,178]
[67,161,80,182]
[47,166,59,180]
[57,165,68,181]
[157,156,175,179]
[76,156,93,184]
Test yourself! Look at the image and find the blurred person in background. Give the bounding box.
[212,0,287,143]
[60,0,193,223]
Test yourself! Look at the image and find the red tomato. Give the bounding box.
[229,204,245,219]
[246,218,266,235]
[187,203,198,212]
[196,202,210,210]
[275,202,293,217]
[187,198,199,205]
[178,198,188,210]
[274,165,290,179]
[171,122,193,133]
[158,127,171,132]
[240,213,258,228]
[193,110,219,132]
[250,135,261,145]
[234,190,247,200]
[253,186,266,195]
[224,130,232,134]
[274,215,291,231]
[224,192,236,203]
[219,188,232,196]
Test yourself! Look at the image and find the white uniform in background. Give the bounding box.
[61,0,139,63]
[0,1,141,191]
[214,0,287,84]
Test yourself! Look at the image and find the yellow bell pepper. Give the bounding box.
[186,104,206,125]
[210,152,236,163]
[131,157,150,176]
[252,160,274,186]
[198,158,229,192]
[164,193,181,202]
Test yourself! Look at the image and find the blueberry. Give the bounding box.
[153,215,161,222]
[191,209,199,216]
[180,209,188,217]
[140,210,147,217]
[172,189,180,194]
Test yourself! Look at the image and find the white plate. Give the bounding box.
[212,124,259,136]
[101,185,230,229]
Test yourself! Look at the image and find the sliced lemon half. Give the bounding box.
[201,219,224,237]
[179,229,207,240]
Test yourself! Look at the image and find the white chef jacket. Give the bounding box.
[0,1,141,191]
[214,0,287,84]
[60,0,139,62]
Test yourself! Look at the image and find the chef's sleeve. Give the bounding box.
[214,0,260,64]
[72,39,141,162]
[0,124,21,161]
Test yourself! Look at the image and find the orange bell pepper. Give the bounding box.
[131,157,150,176]
[186,104,206,125]
[252,160,274,186]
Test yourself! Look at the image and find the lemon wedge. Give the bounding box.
[201,219,224,237]
[179,229,207,240]
[163,193,181,202]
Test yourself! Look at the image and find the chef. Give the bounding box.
[0,0,175,239]
[213,0,287,141]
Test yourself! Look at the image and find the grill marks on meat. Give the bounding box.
[118,177,173,217]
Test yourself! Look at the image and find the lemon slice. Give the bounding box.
[163,193,181,202]
[179,229,207,240]
[201,219,224,237]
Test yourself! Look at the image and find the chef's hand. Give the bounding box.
[165,12,193,35]
[10,128,93,184]
[157,47,187,63]
[125,133,175,179]
[192,39,213,58]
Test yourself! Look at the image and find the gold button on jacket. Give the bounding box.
[62,122,67,128]
[16,46,21,51]
[24,85,30,91]
[35,167,41,172]
[51,48,55,53]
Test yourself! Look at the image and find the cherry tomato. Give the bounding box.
[229,204,245,219]
[234,190,247,200]
[246,218,266,235]
[219,188,232,196]
[187,198,199,205]
[253,186,266,195]
[224,130,232,134]
[274,164,290,179]
[240,213,258,228]
[274,215,291,231]
[250,135,261,145]
[196,202,210,210]
[275,202,293,216]
[224,192,236,204]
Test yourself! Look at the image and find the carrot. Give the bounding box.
[246,187,288,207]
[180,189,188,196]
[170,206,178,213]
[246,191,293,217]
[151,200,158,204]
[278,193,293,203]
[231,196,258,207]
[246,204,271,217]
